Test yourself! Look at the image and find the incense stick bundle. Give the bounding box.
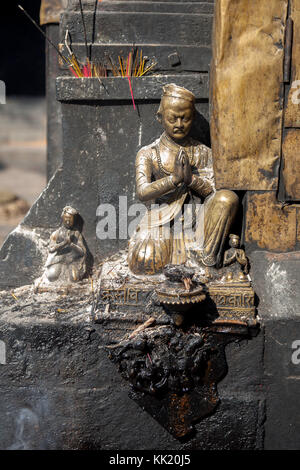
[109,49,157,78]
[18,5,156,81]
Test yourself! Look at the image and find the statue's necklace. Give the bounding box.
[156,145,171,176]
[156,134,190,176]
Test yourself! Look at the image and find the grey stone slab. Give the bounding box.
[264,319,300,380]
[264,376,300,450]
[59,44,212,73]
[0,323,104,390]
[249,251,300,320]
[246,250,300,449]
[0,382,181,450]
[61,11,213,45]
[183,395,265,450]
[99,0,214,2]
[0,285,263,450]
[218,330,264,392]
[56,75,209,101]
[97,2,215,14]
[0,227,48,289]
[263,317,300,450]
[0,170,64,289]
[71,0,214,4]
[46,25,63,181]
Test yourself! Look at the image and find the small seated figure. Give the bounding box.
[128,84,239,275]
[45,206,87,283]
[223,234,249,282]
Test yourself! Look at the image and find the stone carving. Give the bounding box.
[128,83,239,275]
[36,206,87,289]
[101,286,141,306]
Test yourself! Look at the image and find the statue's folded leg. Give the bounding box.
[202,190,239,267]
[70,261,85,282]
[46,263,62,282]
[128,223,173,275]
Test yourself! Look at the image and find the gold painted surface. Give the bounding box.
[210,0,288,190]
[40,0,68,25]
[282,129,300,200]
[297,208,300,244]
[155,286,206,306]
[284,0,300,127]
[245,192,297,251]
[208,283,256,322]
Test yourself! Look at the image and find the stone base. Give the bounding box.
[33,275,94,295]
[0,281,265,449]
[96,251,257,330]
[94,251,258,438]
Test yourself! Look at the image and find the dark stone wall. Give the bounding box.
[46,24,63,180]
[0,287,264,450]
[250,251,300,450]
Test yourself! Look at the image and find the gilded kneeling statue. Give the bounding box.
[128,84,239,275]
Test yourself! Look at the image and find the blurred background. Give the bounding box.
[0,0,46,246]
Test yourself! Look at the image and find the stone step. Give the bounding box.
[62,11,213,46]
[76,0,214,5]
[56,75,209,101]
[97,2,214,14]
[59,43,212,73]
[68,0,215,13]
[103,0,214,2]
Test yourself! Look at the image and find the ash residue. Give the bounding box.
[0,283,94,325]
[108,324,225,397]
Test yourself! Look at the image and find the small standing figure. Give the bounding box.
[45,206,87,283]
[223,234,249,282]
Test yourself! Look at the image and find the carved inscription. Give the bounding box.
[101,286,141,306]
[209,290,255,310]
[207,285,256,322]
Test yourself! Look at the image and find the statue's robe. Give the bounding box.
[128,132,238,275]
